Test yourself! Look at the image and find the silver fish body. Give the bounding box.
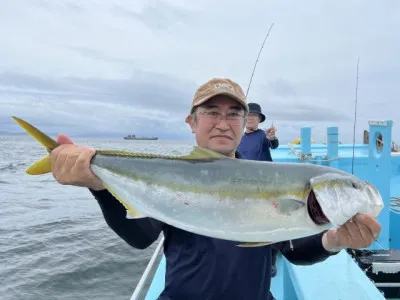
[90,147,384,244]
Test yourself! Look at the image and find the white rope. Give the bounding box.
[287,143,340,162]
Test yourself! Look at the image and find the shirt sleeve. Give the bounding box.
[269,137,279,149]
[272,231,339,265]
[262,131,279,150]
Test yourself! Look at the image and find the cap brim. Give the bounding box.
[193,92,249,112]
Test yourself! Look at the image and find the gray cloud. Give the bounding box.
[27,0,85,13]
[65,46,136,66]
[111,1,191,32]
[0,70,198,140]
[267,79,297,98]
[0,71,196,111]
[0,0,399,144]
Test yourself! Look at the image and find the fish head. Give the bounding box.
[309,173,384,227]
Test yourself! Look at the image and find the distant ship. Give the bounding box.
[123,134,158,141]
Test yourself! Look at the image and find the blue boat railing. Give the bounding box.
[130,237,164,300]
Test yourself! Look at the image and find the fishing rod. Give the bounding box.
[348,58,389,252]
[350,57,392,251]
[245,22,275,98]
[351,57,360,175]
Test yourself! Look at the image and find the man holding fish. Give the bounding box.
[16,78,382,300]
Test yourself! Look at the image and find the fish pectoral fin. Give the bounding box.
[183,146,226,160]
[277,199,305,214]
[104,184,147,220]
[236,242,273,248]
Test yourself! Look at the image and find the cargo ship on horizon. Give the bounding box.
[123,134,158,140]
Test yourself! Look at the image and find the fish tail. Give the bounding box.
[11,116,59,175]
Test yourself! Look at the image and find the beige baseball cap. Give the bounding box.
[189,78,249,112]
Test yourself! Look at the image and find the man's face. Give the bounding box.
[187,95,246,157]
[246,112,261,130]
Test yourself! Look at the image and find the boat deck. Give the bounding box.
[142,250,394,300]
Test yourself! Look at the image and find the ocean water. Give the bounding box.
[0,136,194,300]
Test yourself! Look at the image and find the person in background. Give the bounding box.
[237,102,279,277]
[237,102,278,161]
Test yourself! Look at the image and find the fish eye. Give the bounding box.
[351,182,357,189]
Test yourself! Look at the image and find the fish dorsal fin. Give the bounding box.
[182,146,226,160]
[96,146,227,161]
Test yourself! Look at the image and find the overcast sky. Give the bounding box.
[1,1,399,143]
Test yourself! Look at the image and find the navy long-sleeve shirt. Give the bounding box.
[237,129,279,162]
[91,152,337,300]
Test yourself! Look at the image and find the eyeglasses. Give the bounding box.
[197,111,246,126]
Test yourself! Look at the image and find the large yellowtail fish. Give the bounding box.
[12,116,384,246]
